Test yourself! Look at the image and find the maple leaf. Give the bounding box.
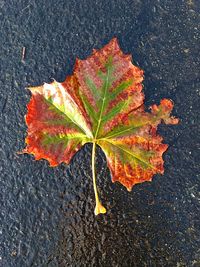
[23,38,179,215]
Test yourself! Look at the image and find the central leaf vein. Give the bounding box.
[94,62,111,139]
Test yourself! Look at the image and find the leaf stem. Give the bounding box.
[92,141,106,215]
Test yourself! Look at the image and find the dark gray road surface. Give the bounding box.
[0,0,200,266]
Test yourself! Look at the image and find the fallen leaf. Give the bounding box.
[23,38,179,215]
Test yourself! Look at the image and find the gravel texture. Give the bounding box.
[0,0,200,266]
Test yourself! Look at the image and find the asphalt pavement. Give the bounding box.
[0,0,199,266]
